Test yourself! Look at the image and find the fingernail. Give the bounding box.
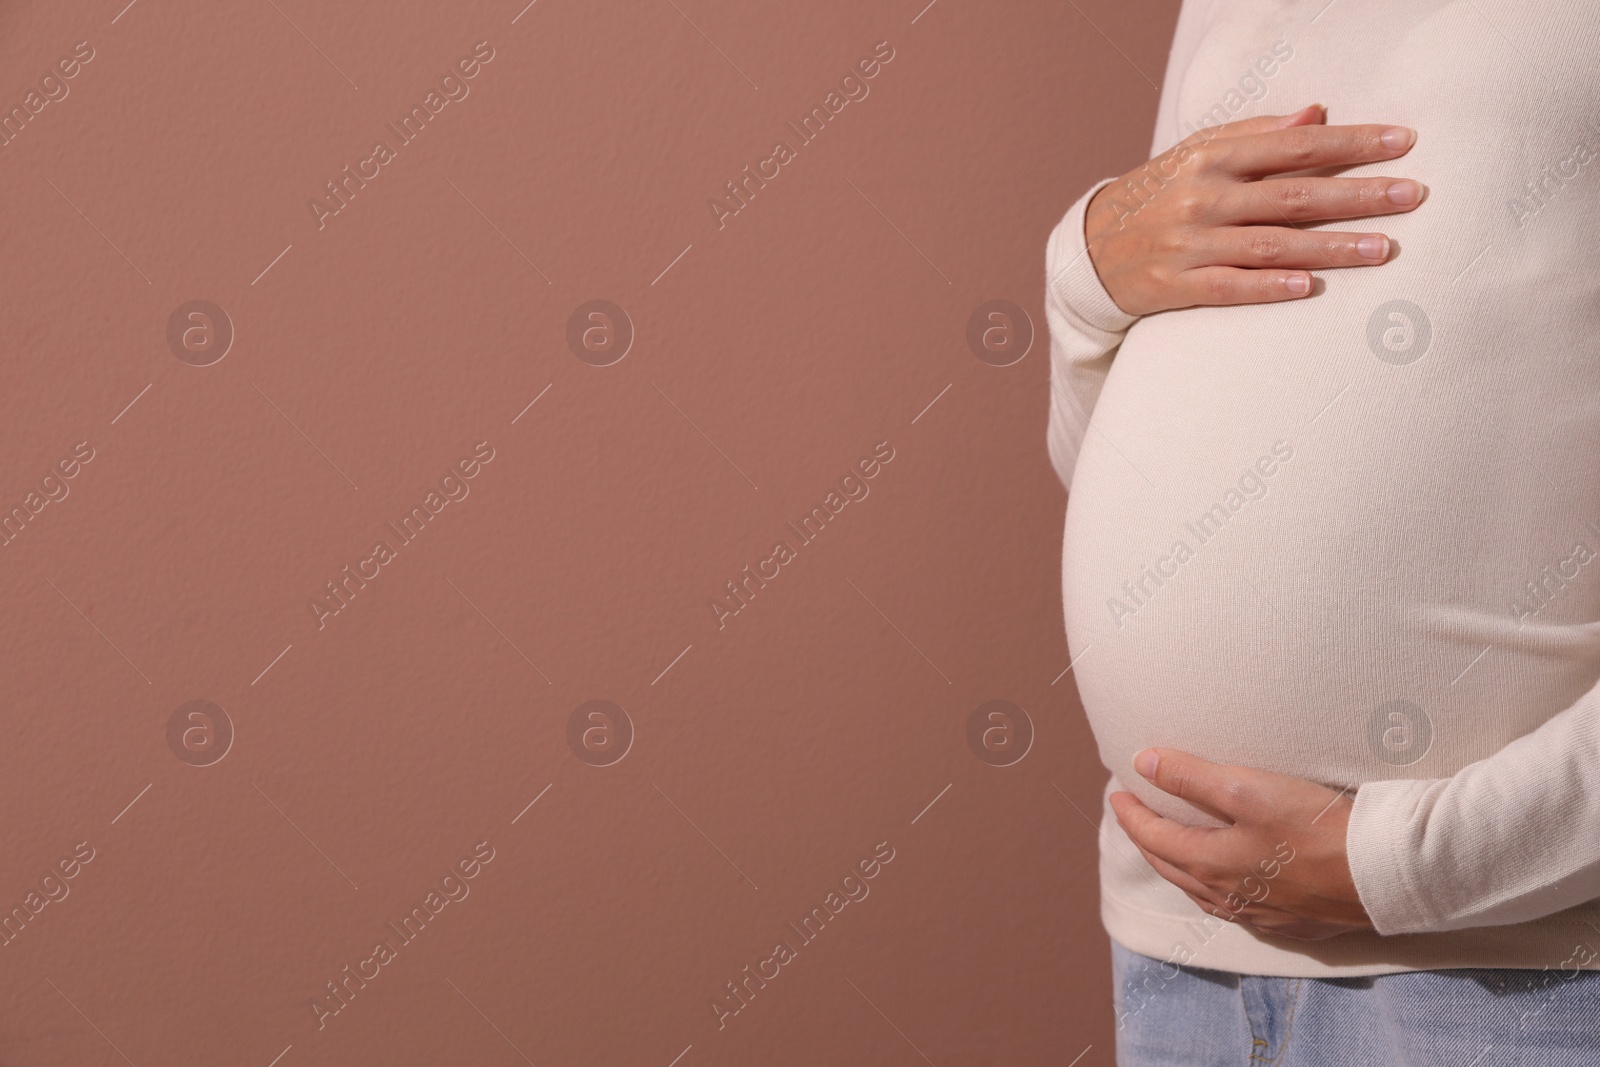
[1387,180,1424,206]
[1133,750,1159,779]
[1286,273,1311,295]
[1380,126,1415,151]
[1356,235,1389,260]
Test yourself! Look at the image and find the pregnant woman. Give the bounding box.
[1046,1,1600,1062]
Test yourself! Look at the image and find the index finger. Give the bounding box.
[1204,122,1417,178]
[1174,103,1327,151]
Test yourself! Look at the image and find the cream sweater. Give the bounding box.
[1049,0,1600,976]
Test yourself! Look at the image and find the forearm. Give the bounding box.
[1348,690,1600,934]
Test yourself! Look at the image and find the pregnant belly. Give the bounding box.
[1059,315,1600,828]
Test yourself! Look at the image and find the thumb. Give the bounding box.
[1131,748,1253,823]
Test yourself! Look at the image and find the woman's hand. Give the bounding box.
[1111,748,1374,941]
[1086,104,1426,316]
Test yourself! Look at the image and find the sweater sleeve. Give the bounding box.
[1044,178,1140,493]
[1046,0,1214,493]
[1346,685,1600,935]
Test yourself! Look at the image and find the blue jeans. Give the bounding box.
[1111,937,1600,1066]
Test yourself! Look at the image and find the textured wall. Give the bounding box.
[0,1,1176,1063]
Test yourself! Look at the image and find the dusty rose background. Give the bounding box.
[0,0,1176,1063]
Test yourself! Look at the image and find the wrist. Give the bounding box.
[1047,176,1141,331]
[1084,178,1122,246]
[1315,799,1374,928]
[1081,179,1142,318]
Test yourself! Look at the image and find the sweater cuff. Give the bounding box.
[1345,776,1442,936]
[1046,176,1139,335]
